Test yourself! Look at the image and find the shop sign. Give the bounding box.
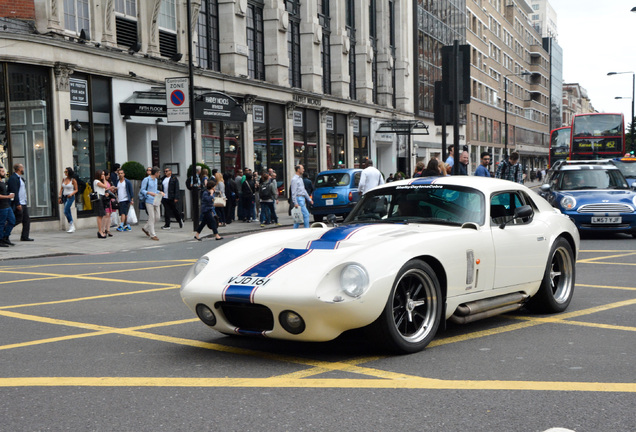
[293,110,303,128]
[120,103,166,116]
[326,115,334,131]
[292,94,321,107]
[194,92,247,122]
[70,78,88,106]
[253,105,265,123]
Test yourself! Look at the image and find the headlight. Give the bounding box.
[560,195,577,210]
[340,264,369,298]
[181,256,209,289]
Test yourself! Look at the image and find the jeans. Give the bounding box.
[0,207,16,238]
[260,201,276,224]
[293,196,310,229]
[63,195,75,223]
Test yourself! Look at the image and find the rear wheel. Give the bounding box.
[527,237,575,313]
[372,260,442,353]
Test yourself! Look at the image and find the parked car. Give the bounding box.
[608,156,636,187]
[539,160,636,237]
[310,168,362,222]
[181,176,579,353]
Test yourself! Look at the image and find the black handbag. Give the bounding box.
[89,192,99,202]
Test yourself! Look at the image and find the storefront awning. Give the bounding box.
[120,91,167,117]
[375,120,430,136]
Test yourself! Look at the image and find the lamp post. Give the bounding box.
[607,71,635,153]
[503,71,531,159]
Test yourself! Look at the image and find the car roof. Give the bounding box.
[558,164,620,171]
[316,168,362,175]
[374,176,529,195]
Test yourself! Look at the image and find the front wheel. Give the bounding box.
[372,260,442,353]
[527,237,575,313]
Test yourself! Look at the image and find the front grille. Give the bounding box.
[217,302,274,331]
[580,223,631,229]
[578,203,634,213]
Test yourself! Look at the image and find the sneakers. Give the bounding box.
[124,225,132,231]
[116,225,124,232]
[67,223,75,233]
[161,226,171,230]
[260,224,265,227]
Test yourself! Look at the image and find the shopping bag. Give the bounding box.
[153,193,163,206]
[110,211,119,227]
[127,206,138,225]
[291,206,304,224]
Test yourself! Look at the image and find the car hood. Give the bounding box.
[562,189,636,204]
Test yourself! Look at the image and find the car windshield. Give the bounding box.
[345,184,485,226]
[315,173,351,188]
[612,160,636,178]
[558,169,629,190]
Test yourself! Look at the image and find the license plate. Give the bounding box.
[226,276,271,287]
[322,194,337,199]
[325,199,334,206]
[591,217,621,224]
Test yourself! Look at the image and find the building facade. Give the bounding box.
[562,83,595,127]
[0,0,430,230]
[465,0,550,174]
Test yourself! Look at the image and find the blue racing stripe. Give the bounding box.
[307,224,369,250]
[224,248,310,303]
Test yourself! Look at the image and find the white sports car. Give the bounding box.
[181,176,579,353]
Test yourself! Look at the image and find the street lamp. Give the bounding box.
[503,71,531,158]
[607,71,635,153]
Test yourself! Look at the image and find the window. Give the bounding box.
[389,0,396,107]
[286,0,301,88]
[318,0,331,93]
[369,0,377,103]
[64,0,90,36]
[247,1,265,80]
[115,0,138,48]
[197,0,220,71]
[346,0,356,100]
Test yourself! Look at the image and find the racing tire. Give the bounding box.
[527,237,575,313]
[372,260,442,354]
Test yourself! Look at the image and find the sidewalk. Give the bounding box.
[0,213,296,261]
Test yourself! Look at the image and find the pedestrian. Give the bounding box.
[412,161,425,178]
[0,166,16,247]
[421,158,442,177]
[358,158,385,195]
[102,170,116,237]
[291,164,313,228]
[241,171,256,222]
[235,168,244,221]
[160,166,183,229]
[193,180,223,241]
[109,163,120,186]
[259,172,278,226]
[7,163,33,242]
[115,168,134,232]
[201,168,210,188]
[92,170,110,239]
[223,172,237,224]
[140,166,163,241]
[213,172,226,226]
[445,146,455,169]
[186,165,203,196]
[474,152,491,177]
[457,150,469,175]
[386,173,395,182]
[495,151,523,184]
[59,167,78,233]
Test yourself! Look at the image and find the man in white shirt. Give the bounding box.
[358,159,385,196]
[115,169,134,232]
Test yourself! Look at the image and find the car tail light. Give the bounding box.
[348,191,353,202]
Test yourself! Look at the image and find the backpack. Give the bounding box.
[259,180,273,200]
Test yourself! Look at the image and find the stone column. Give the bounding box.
[263,0,290,87]
[218,0,249,76]
[299,2,322,93]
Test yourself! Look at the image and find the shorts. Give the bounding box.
[118,200,130,216]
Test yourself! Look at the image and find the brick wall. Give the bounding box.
[0,0,35,20]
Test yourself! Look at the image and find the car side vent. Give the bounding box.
[466,250,475,286]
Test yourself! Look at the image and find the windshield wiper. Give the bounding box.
[401,217,462,226]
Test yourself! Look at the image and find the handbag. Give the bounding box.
[214,195,226,207]
[89,192,99,202]
[291,206,304,224]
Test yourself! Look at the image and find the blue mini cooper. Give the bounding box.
[540,161,636,237]
[310,168,362,222]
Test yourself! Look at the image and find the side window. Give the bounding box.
[490,192,532,225]
[354,171,361,187]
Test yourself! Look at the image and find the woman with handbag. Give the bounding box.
[194,180,223,241]
[213,172,226,226]
[58,167,78,233]
[93,170,109,239]
[102,171,116,237]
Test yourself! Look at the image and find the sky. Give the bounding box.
[549,0,636,121]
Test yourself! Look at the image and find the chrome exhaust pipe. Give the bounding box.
[454,292,528,317]
[449,303,523,325]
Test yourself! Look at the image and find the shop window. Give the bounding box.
[253,103,287,195]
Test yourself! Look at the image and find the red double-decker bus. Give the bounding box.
[549,126,571,168]
[570,113,625,160]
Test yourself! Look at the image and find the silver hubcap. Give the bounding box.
[550,246,573,303]
[392,268,437,343]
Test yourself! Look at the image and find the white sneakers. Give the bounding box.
[67,223,75,233]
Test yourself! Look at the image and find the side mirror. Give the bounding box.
[499,205,533,229]
[540,184,551,192]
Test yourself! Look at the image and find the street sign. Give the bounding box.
[165,77,190,122]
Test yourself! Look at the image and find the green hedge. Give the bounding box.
[121,161,146,180]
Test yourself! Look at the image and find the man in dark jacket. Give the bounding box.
[7,163,32,241]
[160,166,183,229]
[0,166,16,247]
